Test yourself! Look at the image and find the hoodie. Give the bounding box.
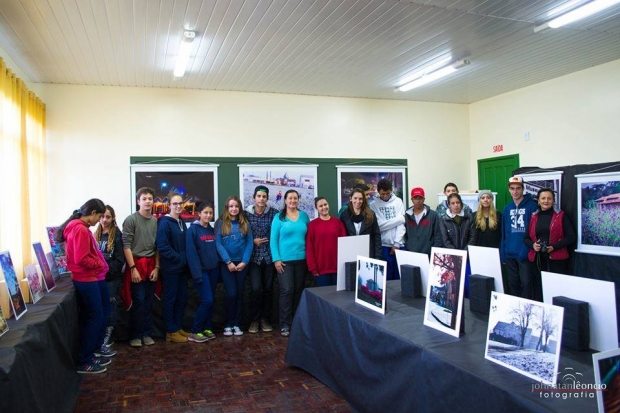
[500,193,538,261]
[156,214,188,274]
[186,220,219,282]
[369,193,406,247]
[64,219,108,282]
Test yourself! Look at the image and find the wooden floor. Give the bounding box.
[74,331,352,412]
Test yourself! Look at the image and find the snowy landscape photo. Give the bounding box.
[485,292,564,385]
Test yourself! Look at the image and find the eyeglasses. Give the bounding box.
[171,202,183,206]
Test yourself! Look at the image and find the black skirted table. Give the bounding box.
[285,281,597,413]
[0,277,81,413]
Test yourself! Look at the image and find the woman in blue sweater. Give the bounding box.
[270,189,310,337]
[215,196,253,336]
[186,201,219,343]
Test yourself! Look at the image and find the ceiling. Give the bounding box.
[0,0,619,104]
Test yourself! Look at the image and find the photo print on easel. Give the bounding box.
[46,226,69,275]
[423,247,467,337]
[33,242,56,292]
[0,304,8,338]
[593,348,620,413]
[485,292,564,385]
[355,255,387,315]
[0,251,28,320]
[24,264,44,304]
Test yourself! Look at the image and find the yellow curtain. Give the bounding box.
[0,57,48,282]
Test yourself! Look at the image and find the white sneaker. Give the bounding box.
[223,327,233,336]
[232,326,244,336]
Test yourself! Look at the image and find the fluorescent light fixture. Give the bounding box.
[395,59,470,92]
[535,0,620,32]
[173,30,196,78]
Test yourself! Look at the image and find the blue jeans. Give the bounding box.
[191,268,219,333]
[162,272,189,333]
[130,279,156,339]
[278,260,306,329]
[73,279,108,365]
[315,273,337,287]
[221,262,249,328]
[382,246,404,280]
[248,262,275,322]
[106,278,122,327]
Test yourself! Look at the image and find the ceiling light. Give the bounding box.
[173,30,196,78]
[534,0,620,32]
[395,60,470,92]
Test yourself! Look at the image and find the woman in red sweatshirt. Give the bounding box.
[56,198,113,374]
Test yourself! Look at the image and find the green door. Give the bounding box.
[477,154,520,211]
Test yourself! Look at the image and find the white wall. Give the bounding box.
[0,44,41,94]
[469,59,620,186]
[41,85,469,223]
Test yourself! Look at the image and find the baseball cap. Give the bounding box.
[508,176,523,187]
[410,187,425,198]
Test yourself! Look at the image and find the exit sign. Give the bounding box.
[493,144,503,153]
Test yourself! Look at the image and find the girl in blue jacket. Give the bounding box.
[215,196,253,336]
[186,201,219,343]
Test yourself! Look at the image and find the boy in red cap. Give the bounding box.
[405,187,442,255]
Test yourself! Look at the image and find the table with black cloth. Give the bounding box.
[285,281,597,413]
[0,277,81,413]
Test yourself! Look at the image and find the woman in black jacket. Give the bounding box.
[340,188,382,259]
[439,193,476,250]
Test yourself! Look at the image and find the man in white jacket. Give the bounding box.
[370,178,406,280]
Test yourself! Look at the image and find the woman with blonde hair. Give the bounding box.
[215,196,253,336]
[472,190,502,248]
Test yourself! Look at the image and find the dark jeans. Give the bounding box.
[381,246,404,280]
[130,279,156,340]
[73,279,108,365]
[278,260,306,329]
[248,262,275,322]
[531,254,569,302]
[162,271,189,333]
[315,273,337,287]
[221,262,249,328]
[505,258,533,299]
[106,277,122,327]
[191,268,219,333]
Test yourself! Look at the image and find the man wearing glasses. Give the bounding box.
[500,177,538,299]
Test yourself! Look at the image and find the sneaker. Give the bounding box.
[90,357,111,367]
[77,363,107,374]
[233,326,244,336]
[281,327,290,337]
[94,346,117,358]
[261,319,273,332]
[188,333,209,343]
[103,326,114,348]
[129,339,142,348]
[166,332,188,343]
[143,336,155,346]
[178,329,191,337]
[223,327,233,336]
[248,321,259,334]
[202,329,216,340]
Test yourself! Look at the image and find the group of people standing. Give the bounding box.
[56,176,574,374]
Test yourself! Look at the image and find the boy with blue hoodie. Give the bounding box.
[186,201,219,343]
[500,177,538,299]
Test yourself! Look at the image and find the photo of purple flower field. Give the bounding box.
[578,175,620,256]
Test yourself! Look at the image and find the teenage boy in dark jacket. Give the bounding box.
[404,187,442,255]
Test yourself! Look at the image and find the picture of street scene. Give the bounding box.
[355,256,386,314]
[46,226,68,274]
[519,172,562,209]
[485,292,563,385]
[338,169,405,211]
[135,170,215,222]
[33,242,55,291]
[0,305,8,338]
[240,166,317,218]
[423,249,466,337]
[593,349,620,413]
[0,250,28,320]
[580,179,620,248]
[25,264,44,304]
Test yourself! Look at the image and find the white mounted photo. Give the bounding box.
[468,245,504,294]
[395,250,430,297]
[423,247,467,338]
[593,348,620,413]
[0,251,28,320]
[355,255,387,315]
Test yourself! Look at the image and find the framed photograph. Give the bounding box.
[576,171,620,257]
[0,304,8,338]
[355,255,387,314]
[24,264,44,304]
[423,247,467,338]
[593,348,620,413]
[485,292,564,385]
[0,251,28,320]
[131,164,219,223]
[33,242,56,292]
[336,166,406,212]
[46,226,69,275]
[239,164,318,219]
[46,252,60,279]
[516,171,563,209]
